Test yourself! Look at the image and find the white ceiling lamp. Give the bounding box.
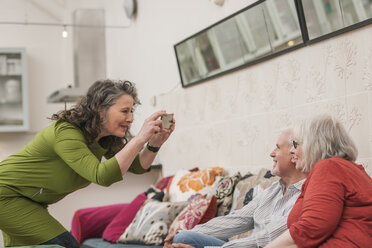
[123,0,137,19]
[210,0,225,6]
[61,25,68,38]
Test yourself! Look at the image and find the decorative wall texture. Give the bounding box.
[157,25,372,177]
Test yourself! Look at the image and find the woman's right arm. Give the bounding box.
[54,111,167,185]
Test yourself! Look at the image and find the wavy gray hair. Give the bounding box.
[293,114,358,173]
[51,79,140,158]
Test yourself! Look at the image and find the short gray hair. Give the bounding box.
[293,114,358,173]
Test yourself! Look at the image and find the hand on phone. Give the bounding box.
[161,114,174,130]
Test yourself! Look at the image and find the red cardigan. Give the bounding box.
[287,157,372,248]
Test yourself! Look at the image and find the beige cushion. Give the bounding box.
[229,168,279,241]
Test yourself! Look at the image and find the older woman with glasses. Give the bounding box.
[266,114,372,248]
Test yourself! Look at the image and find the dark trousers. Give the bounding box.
[41,231,80,248]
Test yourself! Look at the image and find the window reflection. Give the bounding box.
[364,0,372,17]
[341,0,372,24]
[272,0,299,36]
[196,32,220,74]
[304,0,372,39]
[212,18,248,69]
[264,0,302,52]
[175,40,201,85]
[239,4,274,59]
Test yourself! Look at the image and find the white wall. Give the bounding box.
[1,0,371,246]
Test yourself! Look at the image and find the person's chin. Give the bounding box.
[117,128,127,137]
[114,131,126,138]
[271,165,279,176]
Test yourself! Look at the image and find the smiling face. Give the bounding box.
[270,129,294,177]
[99,94,134,139]
[290,141,303,171]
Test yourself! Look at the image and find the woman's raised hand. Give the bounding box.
[148,112,175,147]
[136,110,166,143]
[136,110,175,146]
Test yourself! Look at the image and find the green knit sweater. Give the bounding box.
[0,120,147,204]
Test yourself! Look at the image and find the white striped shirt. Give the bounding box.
[192,179,305,248]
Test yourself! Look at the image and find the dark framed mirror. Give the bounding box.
[174,0,303,87]
[174,0,372,88]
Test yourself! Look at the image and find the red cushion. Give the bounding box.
[102,192,147,243]
[155,175,173,191]
[71,203,128,243]
[167,194,217,238]
[199,195,217,224]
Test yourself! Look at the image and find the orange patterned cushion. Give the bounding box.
[168,167,224,202]
[177,167,224,192]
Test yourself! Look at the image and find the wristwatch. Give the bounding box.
[146,143,160,152]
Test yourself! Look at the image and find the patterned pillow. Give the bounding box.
[167,194,217,238]
[168,167,224,202]
[215,172,242,216]
[230,168,278,212]
[118,199,187,245]
[230,173,256,212]
[102,193,147,243]
[145,185,165,202]
[254,168,279,192]
[229,168,279,241]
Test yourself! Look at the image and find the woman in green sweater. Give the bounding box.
[0,79,174,247]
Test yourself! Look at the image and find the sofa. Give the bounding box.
[72,167,278,248]
[82,239,162,248]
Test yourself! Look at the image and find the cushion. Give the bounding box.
[230,169,278,212]
[167,194,217,238]
[168,167,224,202]
[199,194,218,224]
[229,168,279,241]
[215,172,242,216]
[255,169,279,189]
[71,203,128,243]
[145,185,165,202]
[155,175,174,191]
[230,173,255,211]
[102,193,147,243]
[82,238,163,248]
[118,199,187,245]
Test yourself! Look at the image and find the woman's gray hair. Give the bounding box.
[51,79,140,158]
[293,114,358,173]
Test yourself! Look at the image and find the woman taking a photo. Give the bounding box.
[266,114,372,248]
[0,79,174,247]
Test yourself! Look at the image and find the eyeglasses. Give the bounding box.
[292,140,299,149]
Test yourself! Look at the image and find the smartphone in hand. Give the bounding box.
[161,114,174,130]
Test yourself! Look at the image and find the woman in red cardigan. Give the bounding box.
[266,114,372,248]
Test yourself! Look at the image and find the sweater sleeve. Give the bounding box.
[53,122,123,186]
[128,153,151,174]
[289,160,345,248]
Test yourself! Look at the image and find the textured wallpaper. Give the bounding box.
[158,24,372,177]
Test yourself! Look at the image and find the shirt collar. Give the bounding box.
[279,178,306,191]
[290,178,306,191]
